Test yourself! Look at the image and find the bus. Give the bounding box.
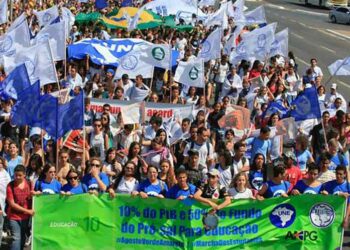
[292,0,348,7]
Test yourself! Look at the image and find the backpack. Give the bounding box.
[190,141,210,157]
[5,180,32,214]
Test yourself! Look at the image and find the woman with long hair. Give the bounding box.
[34,163,62,194]
[145,137,174,170]
[108,161,139,197]
[26,154,43,185]
[125,142,148,182]
[103,147,122,182]
[61,169,87,195]
[228,172,254,200]
[159,159,177,189]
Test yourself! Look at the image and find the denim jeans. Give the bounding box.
[0,213,3,246]
[9,219,29,250]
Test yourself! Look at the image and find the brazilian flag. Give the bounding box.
[100,7,162,30]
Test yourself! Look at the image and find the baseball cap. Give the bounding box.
[207,169,220,177]
[283,151,296,162]
[122,74,129,80]
[107,69,115,75]
[331,83,337,89]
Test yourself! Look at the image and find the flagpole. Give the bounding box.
[55,98,59,171]
[321,119,329,152]
[82,96,86,177]
[10,0,13,22]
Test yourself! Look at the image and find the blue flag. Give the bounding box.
[121,0,133,7]
[95,0,108,10]
[11,81,41,126]
[0,64,31,100]
[32,94,59,138]
[57,92,84,138]
[262,101,289,119]
[290,87,321,121]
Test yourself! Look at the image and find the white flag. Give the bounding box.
[0,20,30,57]
[34,5,59,27]
[241,22,277,60]
[230,0,245,20]
[328,57,350,76]
[8,13,26,32]
[204,3,227,28]
[115,52,153,79]
[0,0,7,25]
[269,28,289,58]
[174,59,205,88]
[4,41,57,86]
[223,24,244,55]
[244,6,266,25]
[62,7,75,36]
[120,102,142,124]
[198,0,215,6]
[139,44,171,69]
[91,43,119,64]
[198,28,222,62]
[32,21,66,61]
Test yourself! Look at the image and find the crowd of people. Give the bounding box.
[0,0,349,249]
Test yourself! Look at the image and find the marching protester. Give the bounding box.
[0,0,349,248]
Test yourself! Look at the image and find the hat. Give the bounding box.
[188,149,199,157]
[207,169,220,177]
[107,69,115,75]
[122,74,129,80]
[283,151,296,161]
[331,83,337,89]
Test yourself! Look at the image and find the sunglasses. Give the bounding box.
[68,176,79,180]
[90,163,100,167]
[93,124,102,128]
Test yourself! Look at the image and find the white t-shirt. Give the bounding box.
[116,177,139,194]
[228,187,253,200]
[217,165,232,189]
[183,141,214,167]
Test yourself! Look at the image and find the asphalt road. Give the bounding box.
[247,0,350,100]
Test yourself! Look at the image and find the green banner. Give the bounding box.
[33,194,346,250]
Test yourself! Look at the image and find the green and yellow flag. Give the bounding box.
[100,7,162,30]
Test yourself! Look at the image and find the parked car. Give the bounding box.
[329,7,350,24]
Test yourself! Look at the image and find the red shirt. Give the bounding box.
[6,180,33,221]
[285,166,302,188]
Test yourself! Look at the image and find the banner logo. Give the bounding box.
[121,55,138,70]
[201,41,211,56]
[269,204,296,228]
[257,34,267,49]
[285,231,318,241]
[236,42,246,55]
[43,13,52,24]
[152,47,165,61]
[189,66,199,80]
[0,36,13,53]
[309,203,335,228]
[295,96,311,115]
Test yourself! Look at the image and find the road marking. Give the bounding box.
[265,3,286,10]
[320,45,336,54]
[337,80,350,89]
[318,29,346,41]
[294,9,327,17]
[291,32,304,40]
[326,29,350,40]
[295,56,309,66]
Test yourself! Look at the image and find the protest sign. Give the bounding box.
[33,194,345,250]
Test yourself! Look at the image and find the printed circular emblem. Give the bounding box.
[152,47,165,61]
[236,42,246,55]
[295,95,311,115]
[43,13,52,23]
[201,41,211,56]
[309,203,335,228]
[189,66,199,80]
[257,34,267,49]
[269,204,296,228]
[0,36,13,53]
[121,55,138,70]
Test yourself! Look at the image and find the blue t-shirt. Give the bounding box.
[249,170,264,191]
[246,137,271,162]
[264,180,291,198]
[82,173,109,192]
[6,156,23,180]
[296,150,312,171]
[35,179,62,194]
[137,179,168,197]
[322,180,350,203]
[316,153,349,172]
[293,180,322,194]
[166,184,196,199]
[61,183,88,194]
